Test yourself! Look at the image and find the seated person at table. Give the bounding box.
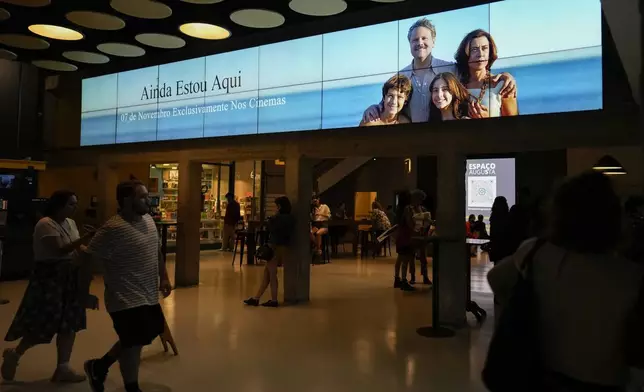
[474,215,489,239]
[370,201,391,232]
[359,75,412,126]
[333,202,348,220]
[466,214,477,238]
[310,197,331,256]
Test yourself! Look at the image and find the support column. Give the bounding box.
[97,161,118,224]
[435,151,467,327]
[175,159,202,287]
[284,155,313,304]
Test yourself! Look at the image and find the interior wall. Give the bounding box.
[567,146,644,199]
[321,157,416,218]
[39,162,150,227]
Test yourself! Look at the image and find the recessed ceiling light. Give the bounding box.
[135,33,186,49]
[97,42,146,57]
[179,23,231,40]
[0,48,17,60]
[63,51,110,64]
[28,24,83,41]
[110,0,172,19]
[0,33,49,49]
[0,0,50,6]
[180,0,224,3]
[230,9,285,29]
[32,60,78,72]
[66,11,126,31]
[288,0,347,16]
[0,8,10,21]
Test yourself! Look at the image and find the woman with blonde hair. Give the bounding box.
[429,72,471,121]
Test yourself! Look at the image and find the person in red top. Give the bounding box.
[222,193,241,251]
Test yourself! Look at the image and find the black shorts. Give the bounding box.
[312,221,328,230]
[109,304,164,348]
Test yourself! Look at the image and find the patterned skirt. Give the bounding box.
[4,260,87,344]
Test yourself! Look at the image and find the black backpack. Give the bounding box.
[482,239,546,392]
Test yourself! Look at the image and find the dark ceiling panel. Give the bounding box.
[0,0,493,77]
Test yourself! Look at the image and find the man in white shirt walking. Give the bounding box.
[83,180,172,392]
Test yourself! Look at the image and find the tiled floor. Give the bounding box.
[0,251,495,392]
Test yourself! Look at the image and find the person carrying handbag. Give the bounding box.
[485,172,644,391]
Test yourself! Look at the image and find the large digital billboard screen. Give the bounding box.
[80,0,602,146]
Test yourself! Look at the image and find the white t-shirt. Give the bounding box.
[313,204,331,222]
[33,217,80,261]
[87,214,160,313]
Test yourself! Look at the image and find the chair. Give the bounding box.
[232,230,247,267]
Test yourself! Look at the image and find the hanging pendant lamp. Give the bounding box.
[592,155,627,175]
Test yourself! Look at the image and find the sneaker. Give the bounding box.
[393,277,402,288]
[51,365,86,383]
[400,280,415,292]
[243,298,259,306]
[261,300,279,308]
[84,359,107,392]
[1,348,19,381]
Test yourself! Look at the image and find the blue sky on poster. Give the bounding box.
[82,0,601,113]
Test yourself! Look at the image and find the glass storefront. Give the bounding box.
[148,161,261,248]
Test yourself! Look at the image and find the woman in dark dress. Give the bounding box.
[489,196,513,263]
[2,191,95,382]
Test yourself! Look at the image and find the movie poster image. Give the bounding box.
[80,0,602,146]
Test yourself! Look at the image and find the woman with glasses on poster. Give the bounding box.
[359,74,413,127]
[428,72,471,121]
[455,29,519,119]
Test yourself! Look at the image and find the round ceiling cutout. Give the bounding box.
[32,60,78,72]
[0,34,49,49]
[0,48,17,60]
[110,0,172,19]
[66,11,125,31]
[180,0,224,3]
[29,24,83,41]
[63,51,110,64]
[0,8,10,21]
[230,9,285,29]
[179,23,230,40]
[97,42,146,57]
[288,0,347,16]
[135,33,186,49]
[0,0,50,6]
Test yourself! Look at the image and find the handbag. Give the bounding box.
[256,244,274,262]
[482,239,546,392]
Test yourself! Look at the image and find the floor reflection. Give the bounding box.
[0,251,493,392]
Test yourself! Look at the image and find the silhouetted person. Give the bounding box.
[222,193,241,251]
[489,196,512,264]
[508,187,532,253]
[474,215,489,239]
[488,172,644,390]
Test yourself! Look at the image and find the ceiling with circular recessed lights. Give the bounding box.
[0,0,415,74]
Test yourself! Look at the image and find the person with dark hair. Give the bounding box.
[489,196,513,264]
[429,72,471,121]
[2,190,94,383]
[359,74,413,126]
[408,189,432,285]
[83,180,172,392]
[311,197,331,257]
[488,172,644,390]
[222,192,241,252]
[244,196,295,308]
[455,29,518,119]
[394,191,414,290]
[474,214,489,239]
[362,19,516,124]
[466,214,477,238]
[370,201,391,231]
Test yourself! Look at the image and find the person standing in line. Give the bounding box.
[488,172,644,390]
[244,196,295,308]
[83,180,172,392]
[489,196,513,264]
[221,192,241,252]
[2,190,94,383]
